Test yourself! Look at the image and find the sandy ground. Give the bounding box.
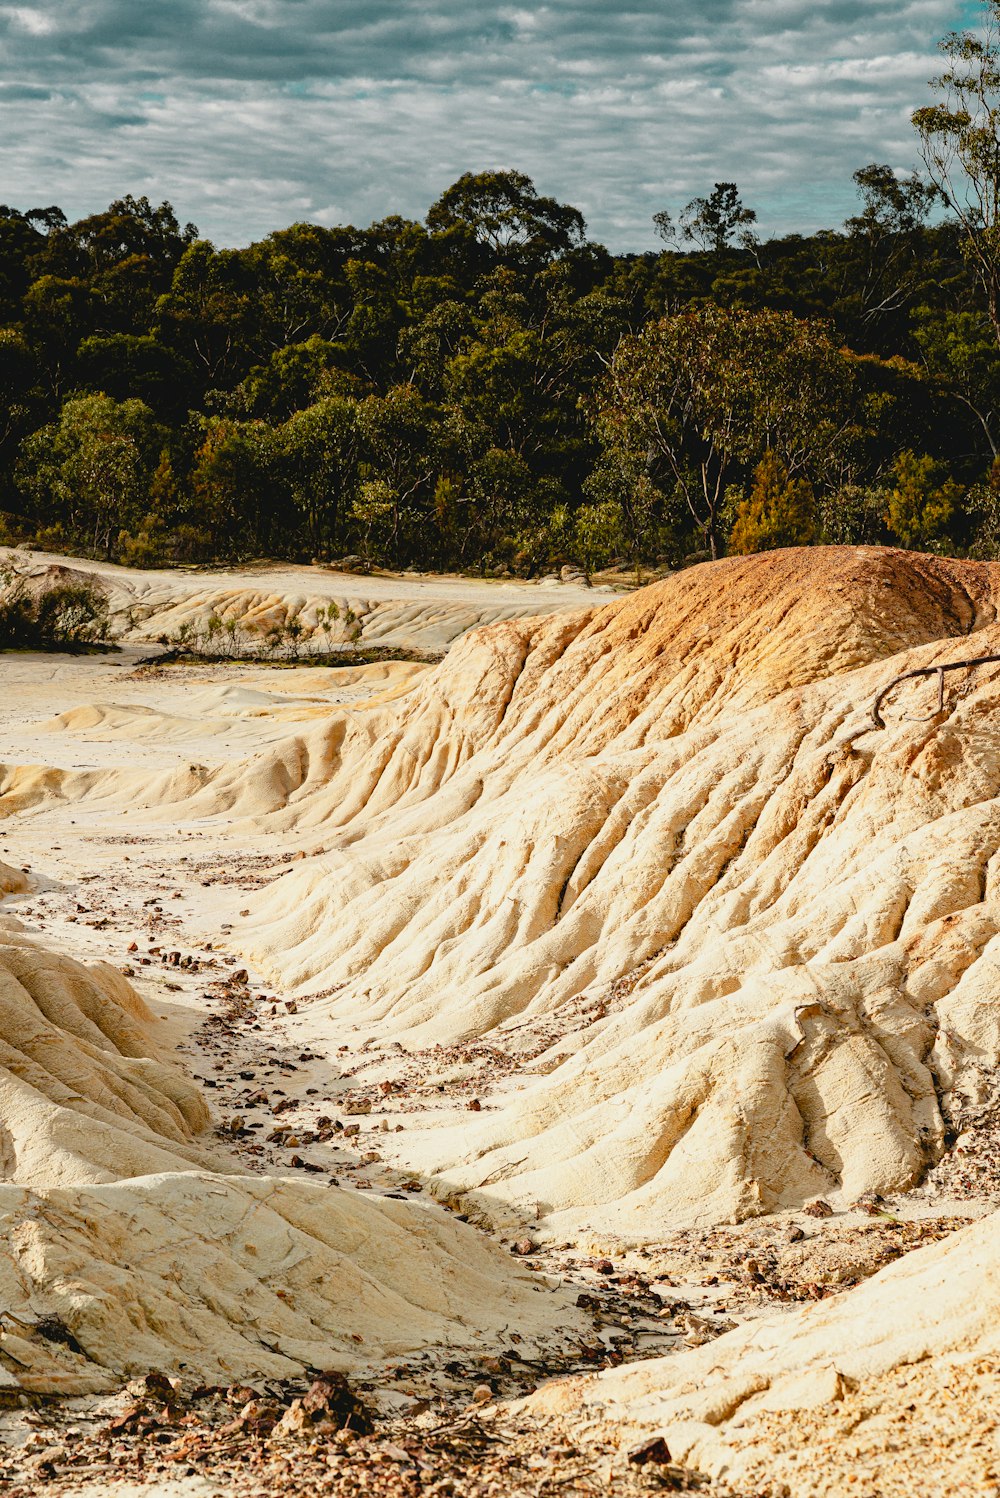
[1,556,997,1495]
[11,549,607,612]
[0,643,717,1495]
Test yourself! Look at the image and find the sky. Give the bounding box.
[0,0,986,253]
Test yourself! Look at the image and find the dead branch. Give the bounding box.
[871,653,1000,729]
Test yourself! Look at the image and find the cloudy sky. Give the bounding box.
[0,0,985,251]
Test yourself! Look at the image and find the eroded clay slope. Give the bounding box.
[0,921,214,1185]
[525,1205,1000,1497]
[2,549,596,654]
[0,860,26,896]
[0,1170,578,1395]
[229,548,1000,1232]
[5,548,1000,1236]
[0,918,583,1393]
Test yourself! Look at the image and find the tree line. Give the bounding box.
[4,5,1000,574]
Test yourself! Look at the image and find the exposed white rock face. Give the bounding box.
[525,1206,1000,1498]
[7,547,1000,1233]
[0,924,579,1391]
[205,547,1000,1233]
[2,548,596,654]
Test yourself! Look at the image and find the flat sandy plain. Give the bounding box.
[0,548,998,1497]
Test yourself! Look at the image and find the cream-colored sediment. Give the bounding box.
[0,921,579,1393]
[2,546,1000,1482]
[525,1206,1000,1497]
[2,547,599,654]
[9,548,996,1234]
[0,560,598,1395]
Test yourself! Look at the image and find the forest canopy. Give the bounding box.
[6,15,1000,580]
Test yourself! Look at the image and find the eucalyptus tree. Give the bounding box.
[595,306,854,559]
[914,2,1000,344]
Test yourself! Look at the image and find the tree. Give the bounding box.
[885,449,960,548]
[352,385,440,564]
[64,197,198,332]
[16,394,163,557]
[427,171,586,260]
[280,396,359,554]
[76,333,196,416]
[912,305,1000,456]
[595,306,854,558]
[243,223,359,351]
[188,418,283,555]
[22,275,98,391]
[843,164,940,330]
[913,4,1000,344]
[728,451,816,554]
[235,335,352,421]
[0,329,40,468]
[654,183,757,253]
[153,241,256,386]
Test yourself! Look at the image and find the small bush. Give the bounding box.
[0,562,112,651]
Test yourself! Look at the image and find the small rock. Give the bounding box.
[126,1370,179,1404]
[29,1445,67,1469]
[271,1373,373,1439]
[804,1199,834,1218]
[628,1436,673,1467]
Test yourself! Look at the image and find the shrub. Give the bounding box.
[0,562,111,651]
[885,451,960,550]
[728,451,816,554]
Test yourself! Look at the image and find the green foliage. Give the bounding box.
[16,393,164,557]
[0,132,999,573]
[189,417,283,556]
[885,450,961,548]
[596,306,853,558]
[573,498,627,574]
[913,5,1000,341]
[280,395,358,554]
[426,170,586,261]
[728,451,817,554]
[0,560,111,651]
[656,183,758,253]
[966,457,1000,557]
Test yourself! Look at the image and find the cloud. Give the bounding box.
[0,0,976,250]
